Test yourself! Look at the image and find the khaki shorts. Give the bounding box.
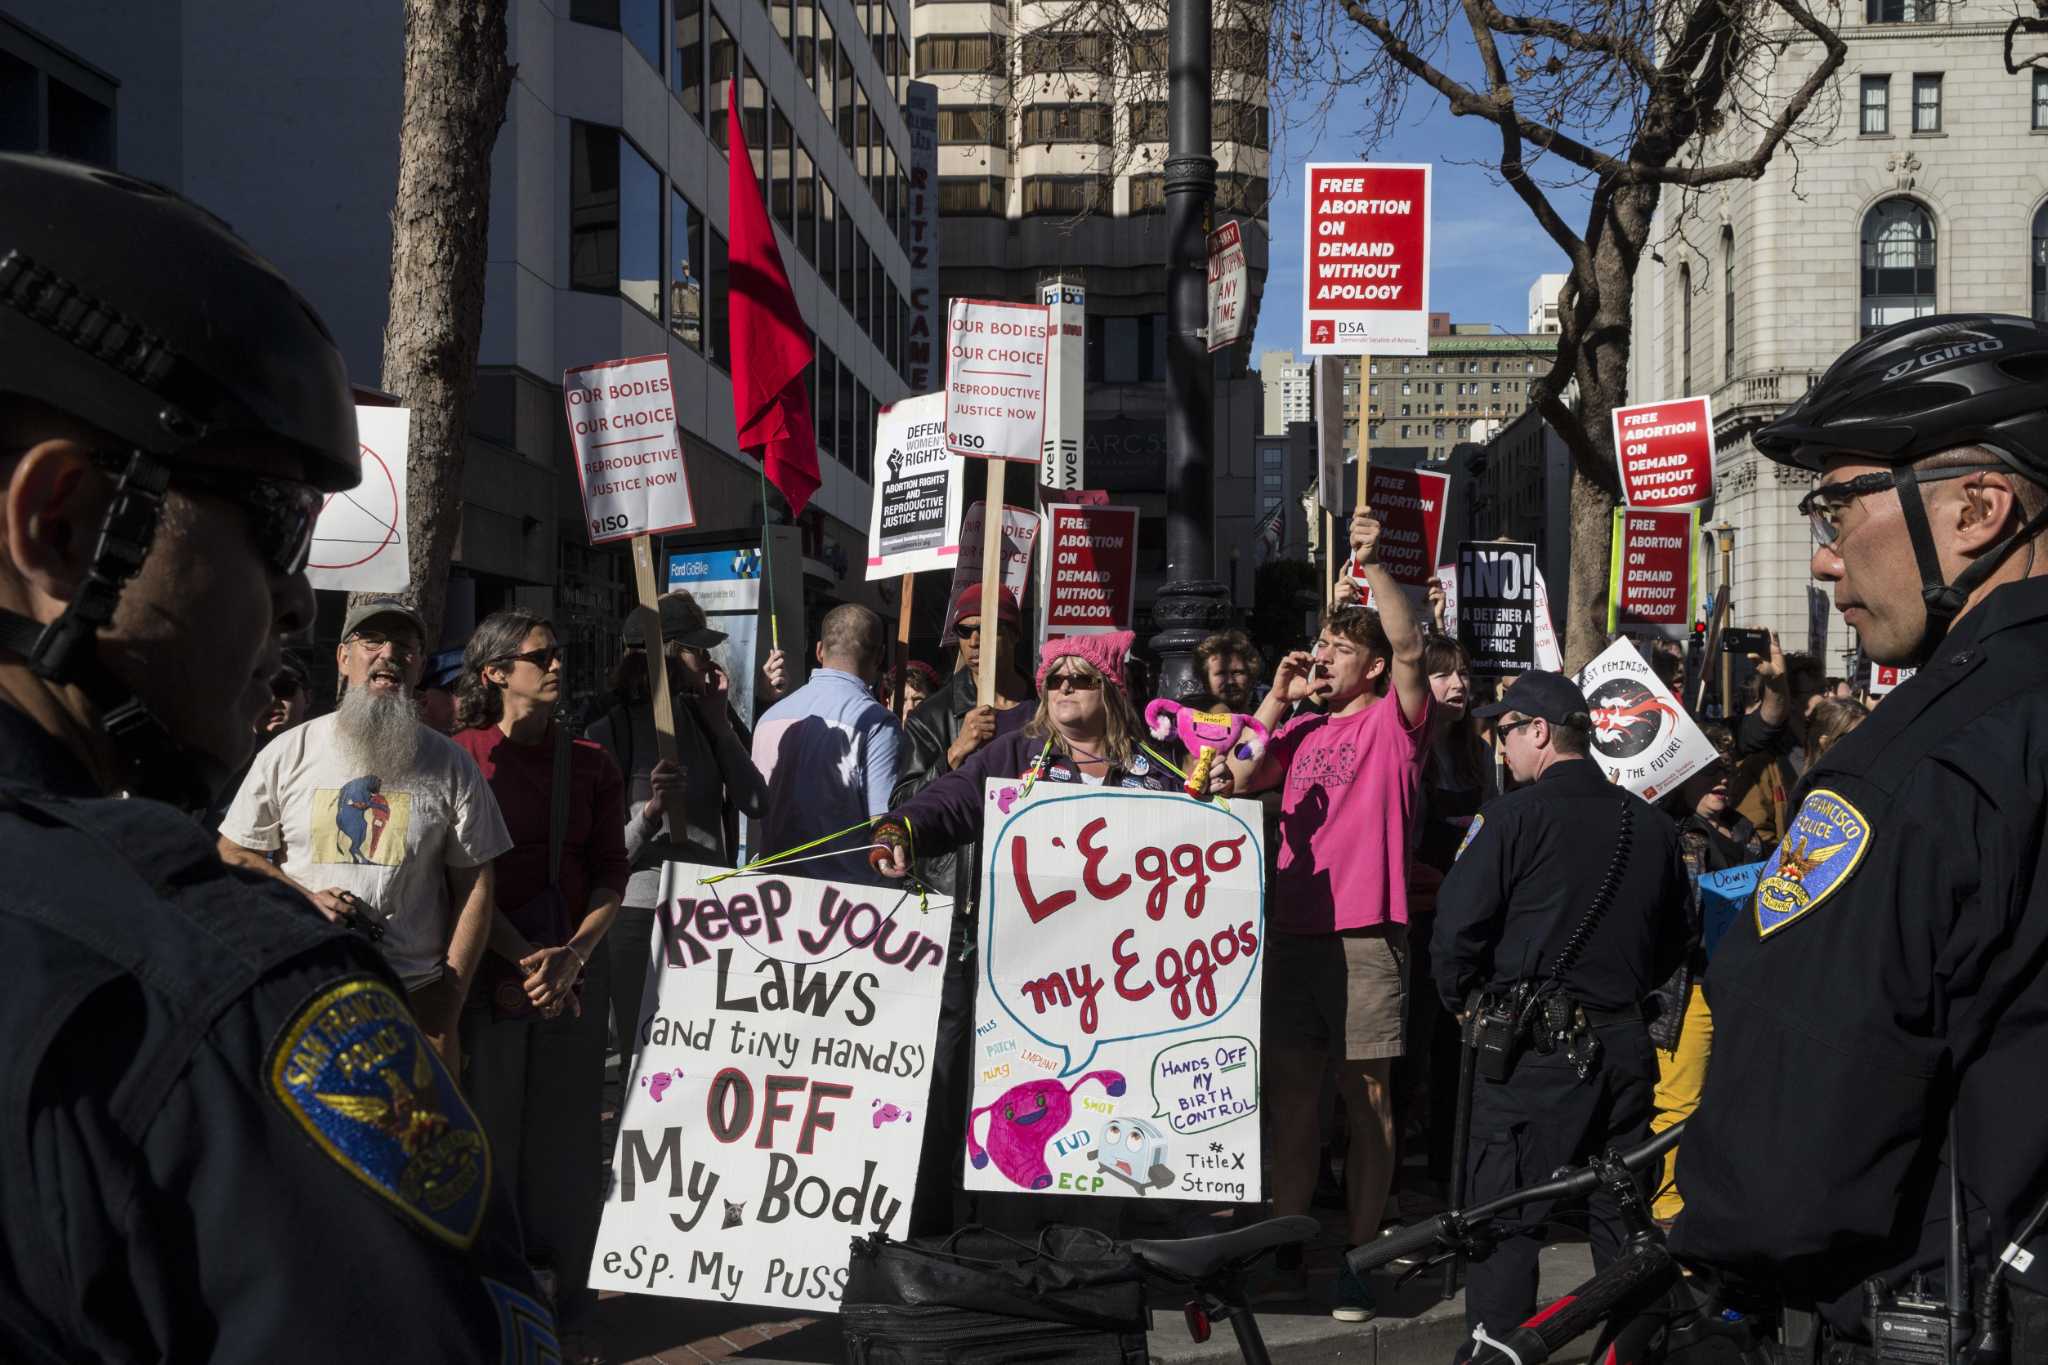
[1263,925,1409,1061]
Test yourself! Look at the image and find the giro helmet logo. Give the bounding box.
[1587,678,1678,760]
[1881,337,2005,384]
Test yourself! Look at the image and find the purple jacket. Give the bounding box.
[887,729,1182,862]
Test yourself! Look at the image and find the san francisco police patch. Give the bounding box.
[269,976,491,1248]
[1755,788,1871,938]
[1456,814,1484,860]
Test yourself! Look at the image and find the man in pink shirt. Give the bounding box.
[1230,508,1431,1323]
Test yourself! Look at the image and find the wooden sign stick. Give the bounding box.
[895,571,916,722]
[976,460,1006,707]
[630,534,688,839]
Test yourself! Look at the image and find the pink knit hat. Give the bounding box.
[1037,631,1135,694]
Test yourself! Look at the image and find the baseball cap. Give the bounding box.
[340,596,427,644]
[419,647,467,691]
[621,590,728,649]
[1472,670,1589,724]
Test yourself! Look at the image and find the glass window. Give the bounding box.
[856,380,874,482]
[856,234,872,337]
[569,123,662,318]
[674,0,704,120]
[572,0,663,72]
[744,60,767,180]
[669,190,705,350]
[1215,30,1266,73]
[836,358,856,465]
[870,250,885,348]
[795,143,816,264]
[1129,174,1164,213]
[838,45,856,149]
[1861,75,1889,135]
[1861,197,1937,336]
[818,341,838,457]
[1722,227,1736,374]
[1866,0,1932,20]
[937,175,1002,214]
[771,103,793,234]
[773,0,795,49]
[1130,102,1167,142]
[1217,173,1268,214]
[710,14,736,151]
[1214,100,1269,148]
[817,23,836,125]
[1021,104,1109,144]
[818,177,837,290]
[2037,72,2048,131]
[1132,30,1167,71]
[795,1,817,97]
[1912,73,1942,132]
[884,144,899,236]
[1022,32,1107,73]
[838,211,855,309]
[707,224,731,369]
[915,34,1005,74]
[2032,202,2047,323]
[939,106,1003,145]
[1024,176,1110,216]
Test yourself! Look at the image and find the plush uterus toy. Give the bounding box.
[1144,699,1270,799]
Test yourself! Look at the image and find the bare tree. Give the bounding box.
[1276,0,1848,666]
[353,0,514,643]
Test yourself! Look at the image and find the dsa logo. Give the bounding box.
[1311,320,1334,345]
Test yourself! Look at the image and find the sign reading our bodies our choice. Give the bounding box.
[945,298,1050,462]
[1612,396,1714,510]
[563,353,698,543]
[1301,162,1432,356]
[589,864,950,1311]
[969,784,1265,1204]
[1576,637,1718,801]
[866,392,965,579]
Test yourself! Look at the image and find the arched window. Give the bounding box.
[2033,202,2047,323]
[1861,198,1936,336]
[1722,227,1736,377]
[1680,263,1693,393]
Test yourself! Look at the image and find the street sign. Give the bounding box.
[562,353,697,543]
[1301,162,1432,357]
[1608,507,1700,639]
[1043,503,1140,637]
[1207,220,1249,353]
[1612,395,1714,510]
[944,298,1050,463]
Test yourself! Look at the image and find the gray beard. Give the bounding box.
[335,683,423,777]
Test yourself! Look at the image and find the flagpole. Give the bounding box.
[759,468,781,654]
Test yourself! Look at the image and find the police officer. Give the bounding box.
[1434,671,1690,1359]
[1672,314,2048,1355]
[0,155,558,1359]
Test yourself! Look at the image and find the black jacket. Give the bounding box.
[889,667,1035,910]
[0,704,553,1361]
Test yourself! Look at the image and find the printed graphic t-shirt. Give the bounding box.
[219,713,513,986]
[1267,691,1431,934]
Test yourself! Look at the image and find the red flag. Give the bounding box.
[726,82,820,518]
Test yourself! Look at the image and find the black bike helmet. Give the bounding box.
[1754,313,2048,661]
[0,153,360,804]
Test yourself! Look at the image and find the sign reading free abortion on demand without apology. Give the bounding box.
[966,784,1265,1204]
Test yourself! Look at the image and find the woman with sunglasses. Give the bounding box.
[452,610,627,1361]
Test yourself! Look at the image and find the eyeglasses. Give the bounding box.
[497,645,563,671]
[349,631,421,663]
[1799,463,2002,547]
[1044,671,1102,693]
[1498,717,1539,739]
[161,464,325,578]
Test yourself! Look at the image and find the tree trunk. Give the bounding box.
[357,0,513,644]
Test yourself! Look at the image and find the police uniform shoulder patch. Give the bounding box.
[1755,787,1871,938]
[483,1277,561,1364]
[1455,814,1484,860]
[269,976,491,1249]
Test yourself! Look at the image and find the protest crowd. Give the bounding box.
[9,150,2048,1365]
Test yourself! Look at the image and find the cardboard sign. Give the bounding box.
[903,82,941,394]
[563,353,698,543]
[1869,664,1917,695]
[588,864,949,1310]
[968,784,1265,1203]
[1301,162,1432,357]
[1044,504,1139,637]
[866,393,964,579]
[1699,860,1767,958]
[1456,541,1540,676]
[1612,396,1714,510]
[1608,507,1700,639]
[1438,558,1562,671]
[944,298,1050,463]
[1575,637,1718,801]
[941,501,1039,644]
[1207,220,1249,353]
[308,405,410,592]
[1315,354,1347,517]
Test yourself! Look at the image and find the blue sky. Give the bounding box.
[1249,54,1589,356]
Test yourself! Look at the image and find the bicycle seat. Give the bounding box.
[1128,1216,1320,1282]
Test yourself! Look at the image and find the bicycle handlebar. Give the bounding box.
[1346,1122,1686,1277]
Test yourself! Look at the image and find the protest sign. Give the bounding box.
[1438,560,1563,671]
[589,864,949,1311]
[1870,664,1916,695]
[941,501,1039,645]
[1207,220,1248,352]
[1612,396,1714,510]
[866,393,963,579]
[944,298,1049,463]
[966,784,1265,1203]
[903,82,940,393]
[1700,860,1767,958]
[1301,163,1432,357]
[308,405,410,592]
[1456,541,1540,676]
[562,354,697,543]
[1608,508,1700,639]
[1044,504,1139,637]
[1576,637,1718,801]
[1345,466,1449,591]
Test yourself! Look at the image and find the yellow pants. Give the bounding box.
[1649,984,1712,1222]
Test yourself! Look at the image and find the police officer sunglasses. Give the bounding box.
[1799,462,2004,547]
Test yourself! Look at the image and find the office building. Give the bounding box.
[1259,349,1313,434]
[1528,273,1566,334]
[1348,325,1560,466]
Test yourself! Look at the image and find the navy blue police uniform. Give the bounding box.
[1435,747,1691,1355]
[0,705,558,1362]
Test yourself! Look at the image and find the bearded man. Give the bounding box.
[217,598,510,1065]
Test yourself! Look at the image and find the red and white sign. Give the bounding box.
[1347,466,1450,590]
[308,405,410,592]
[1870,664,1917,695]
[1207,220,1249,353]
[1301,162,1432,357]
[561,353,697,543]
[1612,396,1714,510]
[945,298,1050,462]
[1609,507,1698,638]
[1043,504,1139,637]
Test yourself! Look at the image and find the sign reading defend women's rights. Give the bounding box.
[866,392,964,579]
[967,784,1265,1204]
[563,354,698,543]
[588,864,949,1311]
[1575,638,1718,801]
